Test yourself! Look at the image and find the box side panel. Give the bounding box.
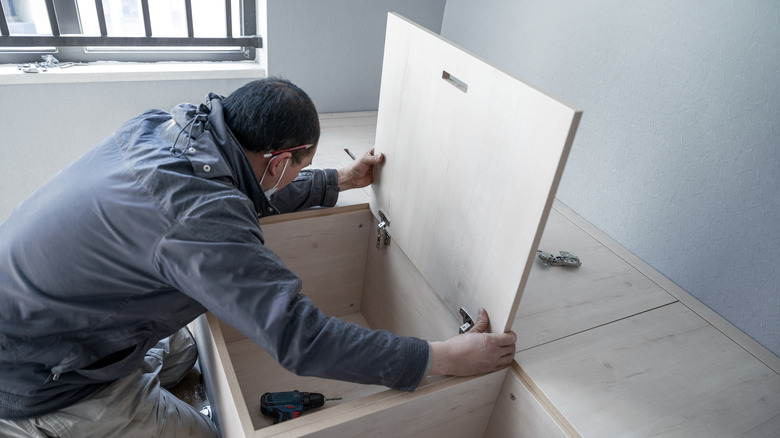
[260,208,371,317]
[190,314,255,438]
[372,13,581,333]
[361,215,456,342]
[262,371,505,438]
[225,313,389,432]
[484,367,573,438]
[517,303,780,437]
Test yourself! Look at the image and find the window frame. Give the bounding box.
[0,0,262,64]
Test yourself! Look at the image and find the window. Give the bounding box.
[0,0,262,64]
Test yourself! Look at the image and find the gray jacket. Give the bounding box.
[0,95,429,420]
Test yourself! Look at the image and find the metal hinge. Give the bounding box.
[536,250,582,267]
[459,307,475,334]
[376,210,391,249]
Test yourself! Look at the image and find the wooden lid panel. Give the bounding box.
[370,13,581,332]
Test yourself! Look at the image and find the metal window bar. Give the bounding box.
[244,0,257,36]
[225,0,232,38]
[45,0,61,36]
[0,2,10,37]
[0,0,262,48]
[140,0,151,38]
[185,0,194,38]
[95,0,107,37]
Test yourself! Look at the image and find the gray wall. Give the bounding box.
[441,0,780,357]
[266,0,447,113]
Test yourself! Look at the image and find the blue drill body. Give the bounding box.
[260,391,327,424]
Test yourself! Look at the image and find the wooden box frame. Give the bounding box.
[190,13,580,437]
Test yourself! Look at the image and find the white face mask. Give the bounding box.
[259,156,290,199]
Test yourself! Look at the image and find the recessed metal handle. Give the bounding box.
[442,70,468,93]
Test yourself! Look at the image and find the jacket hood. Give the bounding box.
[170,94,277,218]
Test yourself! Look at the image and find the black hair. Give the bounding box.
[222,77,320,164]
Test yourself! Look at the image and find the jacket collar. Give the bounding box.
[172,94,278,218]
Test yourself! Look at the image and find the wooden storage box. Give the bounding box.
[191,13,580,437]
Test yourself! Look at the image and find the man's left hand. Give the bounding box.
[337,148,384,191]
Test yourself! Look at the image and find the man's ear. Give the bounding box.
[267,152,292,177]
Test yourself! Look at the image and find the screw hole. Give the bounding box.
[509,393,516,401]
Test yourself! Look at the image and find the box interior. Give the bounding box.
[215,206,476,433]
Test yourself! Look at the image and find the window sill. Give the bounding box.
[0,60,266,85]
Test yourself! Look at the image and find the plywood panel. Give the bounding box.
[361,214,457,342]
[517,303,780,437]
[484,367,571,438]
[317,112,377,170]
[224,313,388,431]
[261,371,506,438]
[515,205,676,350]
[260,208,370,317]
[190,313,256,437]
[554,199,780,374]
[371,13,581,333]
[313,112,377,207]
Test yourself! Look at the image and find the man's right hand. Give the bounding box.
[337,148,384,191]
[429,308,517,376]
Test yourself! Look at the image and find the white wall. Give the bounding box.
[440,0,780,357]
[266,0,447,113]
[0,76,258,221]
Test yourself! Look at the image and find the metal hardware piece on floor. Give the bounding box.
[537,250,582,267]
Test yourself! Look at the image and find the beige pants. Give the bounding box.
[0,328,218,438]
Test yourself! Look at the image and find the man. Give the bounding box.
[0,78,516,437]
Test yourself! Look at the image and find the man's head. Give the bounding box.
[222,78,320,194]
[222,78,320,165]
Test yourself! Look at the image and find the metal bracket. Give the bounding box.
[459,307,475,334]
[376,210,391,249]
[537,250,582,267]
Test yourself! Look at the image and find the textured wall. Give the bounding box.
[267,0,447,113]
[441,0,780,356]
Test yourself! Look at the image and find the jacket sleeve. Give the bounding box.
[269,168,340,213]
[153,194,428,391]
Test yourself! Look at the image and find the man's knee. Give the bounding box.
[153,327,199,389]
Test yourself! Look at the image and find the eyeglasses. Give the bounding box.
[262,144,315,158]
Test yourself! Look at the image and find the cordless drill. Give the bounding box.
[260,390,340,424]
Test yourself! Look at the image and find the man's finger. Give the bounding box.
[471,308,490,333]
[362,150,384,165]
[496,331,517,347]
